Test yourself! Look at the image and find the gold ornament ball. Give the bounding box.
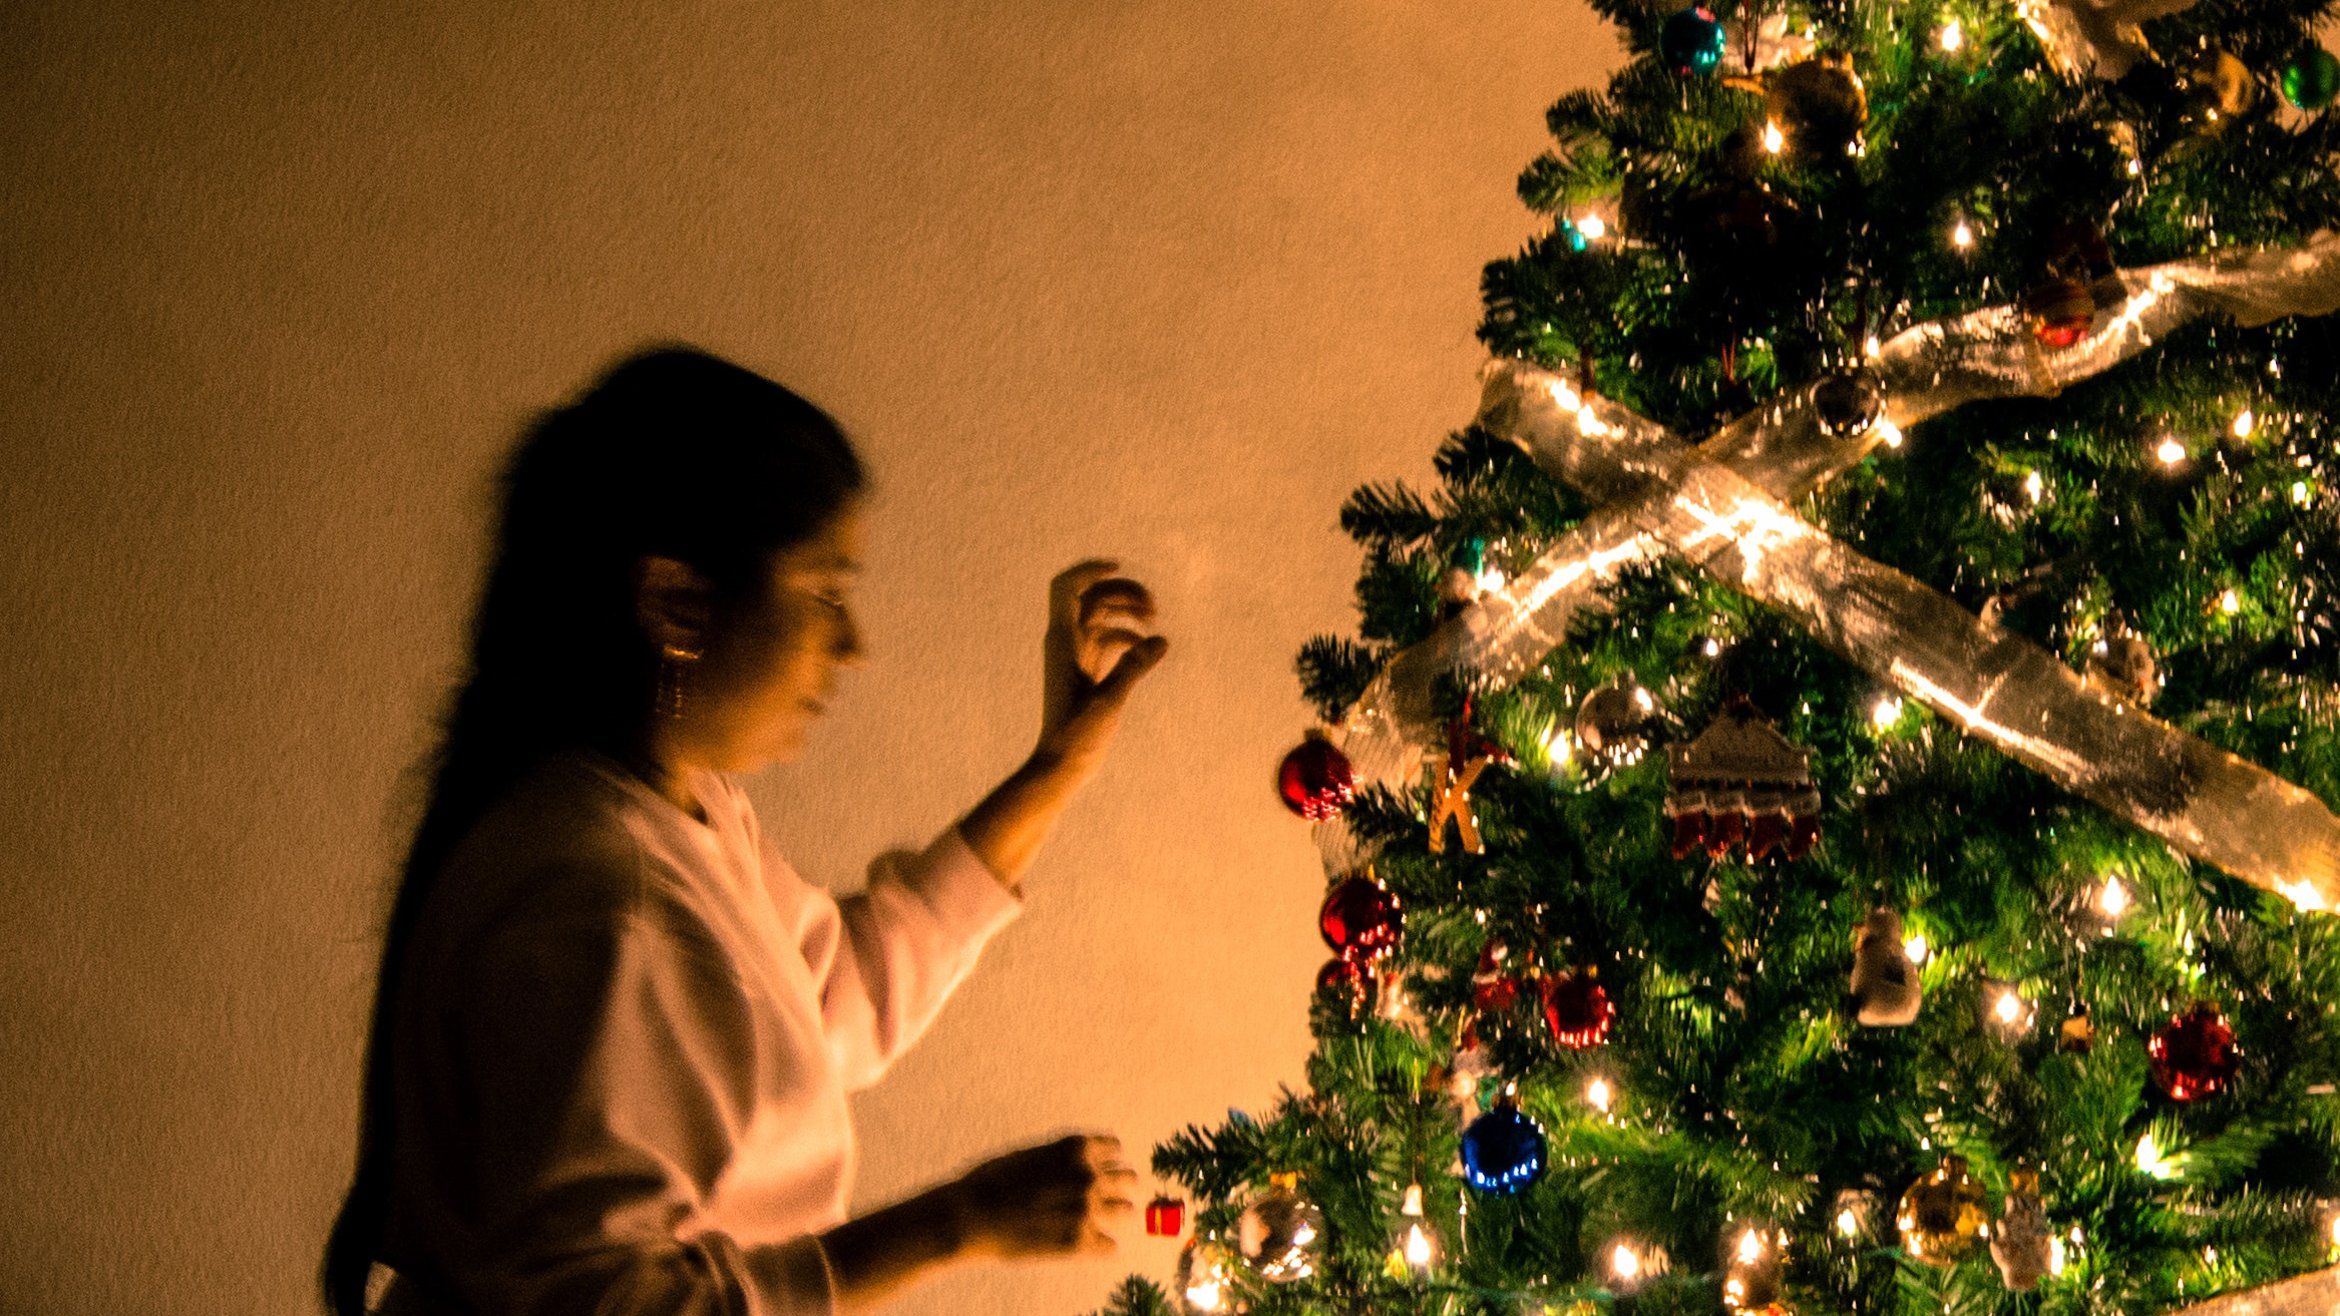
[2184,50,2257,129]
[1897,1156,1989,1265]
[1766,53,1868,158]
[1236,1183,1324,1283]
[1173,1237,1241,1315]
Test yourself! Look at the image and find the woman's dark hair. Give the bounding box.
[321,346,863,1315]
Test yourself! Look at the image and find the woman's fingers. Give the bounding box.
[1091,637,1168,702]
[1077,578,1156,627]
[1050,561,1122,631]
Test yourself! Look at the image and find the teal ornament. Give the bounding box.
[2282,49,2340,110]
[1460,1106,1547,1194]
[1661,6,1728,76]
[1557,219,1589,253]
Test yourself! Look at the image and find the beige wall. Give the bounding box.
[0,3,1616,1312]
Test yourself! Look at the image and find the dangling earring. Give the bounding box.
[657,643,703,721]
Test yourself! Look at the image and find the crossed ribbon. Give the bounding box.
[1324,234,2340,911]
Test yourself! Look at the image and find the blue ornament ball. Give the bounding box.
[1661,6,1728,76]
[1460,1106,1548,1195]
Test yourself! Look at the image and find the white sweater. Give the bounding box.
[374,752,1022,1315]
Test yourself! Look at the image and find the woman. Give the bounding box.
[323,346,1168,1315]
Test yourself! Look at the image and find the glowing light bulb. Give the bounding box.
[1575,213,1607,241]
[1904,933,1930,964]
[1401,1223,1432,1268]
[1541,723,1572,768]
[1864,334,1882,359]
[1611,1243,1643,1282]
[2137,1132,2177,1179]
[1992,986,2028,1030]
[1476,566,1507,594]
[1736,1228,1765,1265]
[1762,120,1785,153]
[1951,219,1974,249]
[2099,875,2131,920]
[1938,18,1964,50]
[1875,419,1904,448]
[1547,378,1580,410]
[2328,1208,2340,1248]
[1586,1076,1613,1112]
[2127,156,2143,176]
[2051,1236,2069,1276]
[1837,1207,1861,1238]
[1704,637,1722,657]
[2024,469,2044,503]
[1633,686,1656,713]
[2233,408,2257,439]
[2157,436,2187,465]
[2294,480,2311,505]
[1871,695,1902,728]
[2219,588,2241,615]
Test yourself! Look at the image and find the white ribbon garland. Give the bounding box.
[1322,234,2340,910]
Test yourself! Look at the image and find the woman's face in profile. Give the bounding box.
[691,504,866,771]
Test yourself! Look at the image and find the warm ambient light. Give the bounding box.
[2157,436,2188,465]
[1951,219,1974,249]
[1938,18,1964,50]
[1476,567,1507,594]
[1837,1206,1861,1237]
[2295,480,2312,505]
[2219,588,2241,615]
[2233,408,2257,439]
[1575,213,1608,241]
[1762,120,1786,153]
[1736,1228,1765,1265]
[2024,469,2045,503]
[1586,1076,1614,1112]
[1871,695,1902,728]
[1874,419,1904,448]
[2099,875,2131,920]
[1903,933,1930,964]
[1611,1242,1643,1281]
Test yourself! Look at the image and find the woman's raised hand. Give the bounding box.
[949,1134,1140,1259]
[1037,560,1167,779]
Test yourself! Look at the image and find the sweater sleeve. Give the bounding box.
[819,828,1023,1090]
[450,885,837,1316]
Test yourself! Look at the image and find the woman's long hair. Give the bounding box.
[321,347,864,1315]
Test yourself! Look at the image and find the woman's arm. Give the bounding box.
[821,1135,1137,1314]
[959,561,1167,889]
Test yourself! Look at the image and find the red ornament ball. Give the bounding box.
[1315,956,1375,1015]
[2150,1002,2239,1101]
[1278,735,1355,820]
[1319,876,1402,960]
[1541,968,1616,1049]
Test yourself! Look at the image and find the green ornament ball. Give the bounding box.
[2282,48,2340,110]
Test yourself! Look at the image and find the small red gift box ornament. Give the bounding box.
[1145,1195,1187,1237]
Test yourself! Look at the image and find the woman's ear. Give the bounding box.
[636,556,716,657]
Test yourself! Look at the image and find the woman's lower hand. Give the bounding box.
[1037,561,1167,780]
[948,1133,1139,1259]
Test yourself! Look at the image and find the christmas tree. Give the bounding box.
[1106,2,2340,1314]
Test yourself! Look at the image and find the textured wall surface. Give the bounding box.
[0,2,1616,1312]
